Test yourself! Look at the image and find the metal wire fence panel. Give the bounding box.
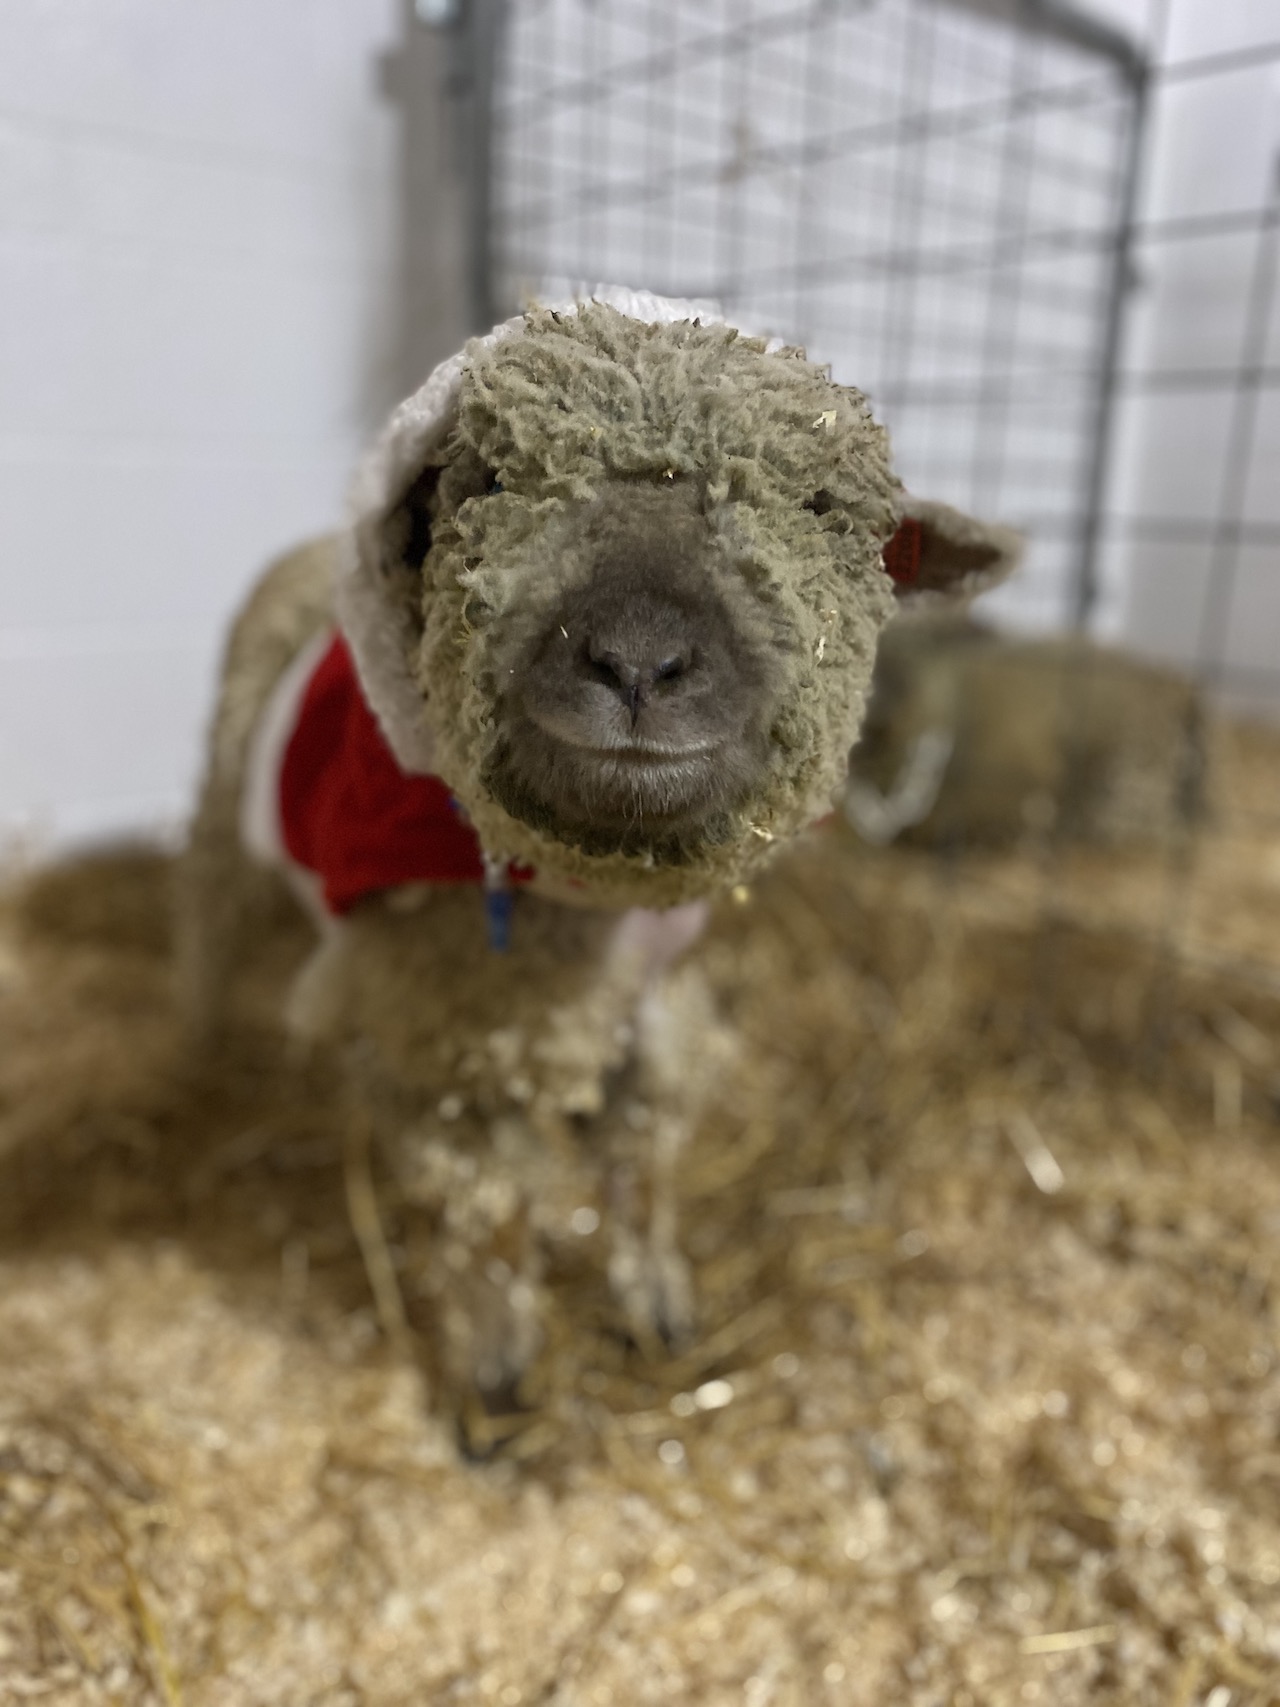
[465,0,1280,913]
[490,0,1141,632]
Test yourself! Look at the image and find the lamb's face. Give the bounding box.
[353,303,1017,903]
[484,481,785,858]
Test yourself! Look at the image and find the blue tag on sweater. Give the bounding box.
[485,886,514,953]
[482,852,514,953]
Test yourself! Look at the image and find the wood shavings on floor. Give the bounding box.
[1,721,1279,1706]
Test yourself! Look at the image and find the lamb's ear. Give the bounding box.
[382,463,442,577]
[882,498,1023,602]
[336,459,447,779]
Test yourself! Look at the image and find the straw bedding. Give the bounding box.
[1,721,1279,1706]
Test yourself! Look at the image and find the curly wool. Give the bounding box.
[406,302,900,908]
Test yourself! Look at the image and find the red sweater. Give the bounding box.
[279,633,531,914]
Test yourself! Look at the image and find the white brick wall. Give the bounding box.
[0,0,400,849]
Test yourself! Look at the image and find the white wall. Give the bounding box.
[1094,0,1280,716]
[0,0,401,849]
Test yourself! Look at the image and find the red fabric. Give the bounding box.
[279,633,532,914]
[882,516,923,587]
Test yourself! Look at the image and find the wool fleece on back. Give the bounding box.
[180,289,1018,1411]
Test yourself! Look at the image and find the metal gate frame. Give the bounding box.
[420,0,1148,630]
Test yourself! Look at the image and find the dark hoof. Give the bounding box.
[454,1377,531,1462]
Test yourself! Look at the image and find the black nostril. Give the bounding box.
[585,646,690,693]
[585,645,637,694]
[579,635,694,727]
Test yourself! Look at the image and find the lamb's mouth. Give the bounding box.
[553,743,726,827]
[483,729,738,853]
[524,707,719,764]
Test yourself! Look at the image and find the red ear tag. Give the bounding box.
[882,517,923,586]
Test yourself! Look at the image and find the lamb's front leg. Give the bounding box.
[598,908,735,1351]
[300,891,636,1415]
[605,1067,696,1352]
[393,1119,548,1411]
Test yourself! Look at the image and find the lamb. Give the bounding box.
[178,289,1018,1423]
[845,613,1209,849]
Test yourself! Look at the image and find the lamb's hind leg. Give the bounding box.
[173,539,337,1043]
[174,773,259,1043]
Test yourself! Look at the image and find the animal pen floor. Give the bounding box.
[2,724,1280,1707]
